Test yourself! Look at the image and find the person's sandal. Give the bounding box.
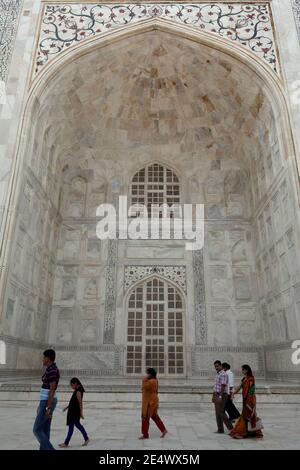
[161,430,168,438]
[59,443,68,448]
[82,439,90,446]
[138,435,148,439]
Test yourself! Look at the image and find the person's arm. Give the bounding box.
[77,391,84,419]
[45,382,56,419]
[233,381,242,396]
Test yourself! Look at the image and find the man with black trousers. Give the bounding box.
[222,362,240,423]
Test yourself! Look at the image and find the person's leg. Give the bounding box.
[33,400,55,450]
[224,396,231,418]
[232,402,241,420]
[214,398,224,433]
[74,421,89,441]
[64,423,75,445]
[140,417,150,438]
[220,395,233,431]
[43,398,57,445]
[151,414,167,433]
[225,398,240,421]
[33,401,45,449]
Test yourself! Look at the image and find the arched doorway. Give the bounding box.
[126,277,185,376]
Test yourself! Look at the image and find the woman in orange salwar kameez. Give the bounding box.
[230,364,263,439]
[139,368,167,440]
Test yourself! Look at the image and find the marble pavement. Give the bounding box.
[0,401,299,450]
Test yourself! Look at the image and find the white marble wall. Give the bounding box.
[0,1,300,379]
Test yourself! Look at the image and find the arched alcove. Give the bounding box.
[0,22,299,379]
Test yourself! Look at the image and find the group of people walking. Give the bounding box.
[213,360,263,439]
[33,349,262,450]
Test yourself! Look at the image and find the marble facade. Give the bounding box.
[0,2,300,381]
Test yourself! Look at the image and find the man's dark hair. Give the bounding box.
[147,367,157,378]
[222,362,231,370]
[214,360,222,366]
[43,349,56,362]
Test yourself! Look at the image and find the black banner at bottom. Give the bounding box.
[0,448,285,466]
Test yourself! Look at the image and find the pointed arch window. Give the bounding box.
[126,277,184,376]
[130,163,180,217]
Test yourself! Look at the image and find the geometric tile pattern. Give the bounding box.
[35,3,278,76]
[0,0,22,82]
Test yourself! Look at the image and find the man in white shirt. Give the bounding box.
[222,362,240,423]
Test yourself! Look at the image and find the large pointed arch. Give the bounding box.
[1,20,298,287]
[0,19,299,383]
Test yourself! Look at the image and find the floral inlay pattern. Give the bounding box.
[0,0,22,82]
[35,3,278,75]
[124,265,187,293]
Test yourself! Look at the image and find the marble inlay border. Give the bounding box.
[193,249,207,345]
[54,368,120,375]
[191,345,264,352]
[124,265,187,293]
[35,3,278,75]
[103,239,118,344]
[292,0,300,42]
[54,344,123,351]
[0,0,22,82]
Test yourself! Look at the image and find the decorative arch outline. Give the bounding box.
[0,18,299,343]
[34,3,279,77]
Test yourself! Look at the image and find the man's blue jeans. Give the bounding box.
[33,399,57,450]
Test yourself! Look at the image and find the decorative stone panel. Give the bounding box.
[292,0,300,42]
[0,0,22,82]
[103,239,118,344]
[193,249,207,345]
[55,344,124,375]
[35,3,278,76]
[124,265,187,293]
[191,345,265,377]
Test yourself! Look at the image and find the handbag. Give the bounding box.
[248,417,264,432]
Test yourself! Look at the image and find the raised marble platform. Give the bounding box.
[1,377,300,406]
